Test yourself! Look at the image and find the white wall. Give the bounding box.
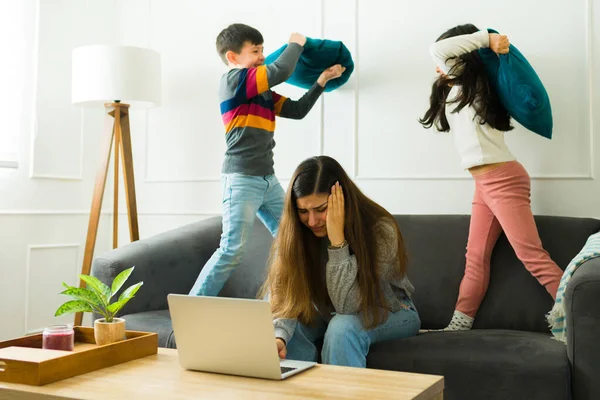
[1,0,599,341]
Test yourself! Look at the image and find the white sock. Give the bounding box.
[442,310,474,331]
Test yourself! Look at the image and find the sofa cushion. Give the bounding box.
[367,329,570,400]
[479,28,553,139]
[122,309,176,348]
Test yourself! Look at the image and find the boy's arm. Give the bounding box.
[430,30,490,74]
[235,41,304,101]
[273,84,324,120]
[264,42,304,88]
[274,64,345,120]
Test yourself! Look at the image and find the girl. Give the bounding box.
[260,156,420,367]
[420,24,563,330]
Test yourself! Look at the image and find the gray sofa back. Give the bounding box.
[92,215,600,332]
[397,215,600,332]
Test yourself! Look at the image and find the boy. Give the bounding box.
[189,23,344,296]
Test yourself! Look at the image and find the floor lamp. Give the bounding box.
[71,45,161,326]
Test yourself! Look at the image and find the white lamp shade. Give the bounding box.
[72,45,161,108]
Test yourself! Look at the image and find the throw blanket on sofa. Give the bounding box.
[547,231,600,343]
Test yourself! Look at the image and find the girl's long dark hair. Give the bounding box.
[419,23,513,132]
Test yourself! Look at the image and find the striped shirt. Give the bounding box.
[219,43,325,175]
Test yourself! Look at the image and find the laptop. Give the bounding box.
[167,294,316,380]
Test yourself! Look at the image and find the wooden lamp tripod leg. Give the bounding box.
[74,103,140,326]
[113,109,120,249]
[118,106,140,242]
[74,105,116,327]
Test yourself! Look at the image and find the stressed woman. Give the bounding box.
[260,156,420,367]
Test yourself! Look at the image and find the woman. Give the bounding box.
[260,155,420,367]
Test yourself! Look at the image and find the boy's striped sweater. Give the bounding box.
[219,43,324,176]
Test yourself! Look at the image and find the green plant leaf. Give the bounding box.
[107,298,130,315]
[55,300,95,317]
[79,275,111,305]
[118,281,143,302]
[110,266,135,298]
[60,282,101,312]
[104,281,143,317]
[60,287,104,308]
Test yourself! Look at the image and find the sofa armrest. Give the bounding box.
[90,216,222,317]
[565,256,600,400]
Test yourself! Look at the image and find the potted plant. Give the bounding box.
[55,266,143,345]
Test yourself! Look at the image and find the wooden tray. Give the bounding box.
[0,326,158,386]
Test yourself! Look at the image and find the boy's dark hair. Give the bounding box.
[216,23,264,65]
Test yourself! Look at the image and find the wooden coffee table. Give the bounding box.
[0,348,444,399]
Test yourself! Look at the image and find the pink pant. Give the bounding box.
[456,161,563,318]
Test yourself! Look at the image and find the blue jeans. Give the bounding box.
[286,299,420,367]
[188,173,285,296]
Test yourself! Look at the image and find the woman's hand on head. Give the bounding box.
[276,338,287,359]
[489,34,510,54]
[326,181,346,247]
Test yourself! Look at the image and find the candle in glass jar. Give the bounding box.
[42,324,74,351]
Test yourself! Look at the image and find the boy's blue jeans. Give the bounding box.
[286,299,420,368]
[189,173,284,296]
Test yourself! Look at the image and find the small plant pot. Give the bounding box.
[94,318,126,345]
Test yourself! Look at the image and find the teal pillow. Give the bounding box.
[478,29,553,139]
[265,37,354,92]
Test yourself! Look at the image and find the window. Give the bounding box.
[0,1,28,168]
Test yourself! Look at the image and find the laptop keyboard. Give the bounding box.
[280,366,298,375]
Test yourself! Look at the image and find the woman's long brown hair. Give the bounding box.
[259,156,408,329]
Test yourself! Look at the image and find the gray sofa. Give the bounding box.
[91,215,600,400]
